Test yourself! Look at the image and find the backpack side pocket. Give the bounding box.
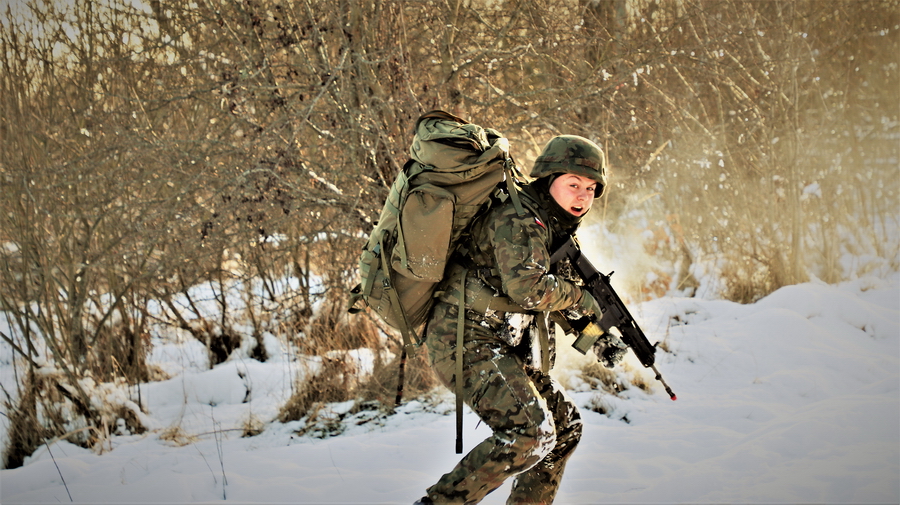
[393,183,454,282]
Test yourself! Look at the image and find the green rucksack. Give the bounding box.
[348,110,525,350]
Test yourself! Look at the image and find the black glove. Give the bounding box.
[593,332,627,368]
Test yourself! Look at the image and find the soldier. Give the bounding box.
[416,135,627,505]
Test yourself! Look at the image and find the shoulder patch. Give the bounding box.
[534,216,546,229]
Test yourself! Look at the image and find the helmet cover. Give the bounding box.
[531,135,607,197]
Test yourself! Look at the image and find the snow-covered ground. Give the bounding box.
[1,268,897,504]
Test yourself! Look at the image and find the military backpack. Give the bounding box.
[348,110,525,350]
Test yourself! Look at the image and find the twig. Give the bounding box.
[211,406,228,500]
[640,140,671,173]
[328,445,344,482]
[193,444,216,485]
[44,438,74,502]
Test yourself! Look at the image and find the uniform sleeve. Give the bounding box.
[489,208,584,312]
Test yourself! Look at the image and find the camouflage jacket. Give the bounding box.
[440,187,586,319]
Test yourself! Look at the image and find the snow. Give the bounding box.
[1,272,898,504]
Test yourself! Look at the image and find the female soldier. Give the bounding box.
[417,135,626,505]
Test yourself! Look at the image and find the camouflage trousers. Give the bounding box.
[423,301,583,505]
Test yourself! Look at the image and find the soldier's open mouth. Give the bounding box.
[571,206,584,215]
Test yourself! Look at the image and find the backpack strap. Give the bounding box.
[535,313,551,372]
[455,268,467,454]
[503,158,526,217]
[378,231,419,352]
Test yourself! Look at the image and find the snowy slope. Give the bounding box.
[1,274,898,504]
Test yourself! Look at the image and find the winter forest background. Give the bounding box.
[0,0,897,500]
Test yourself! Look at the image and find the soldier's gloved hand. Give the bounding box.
[578,289,602,319]
[593,332,628,368]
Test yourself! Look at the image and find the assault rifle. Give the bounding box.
[550,236,677,400]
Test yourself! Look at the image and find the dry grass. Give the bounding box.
[3,373,92,468]
[277,357,354,424]
[303,294,383,355]
[580,361,631,397]
[1,366,151,469]
[357,347,438,409]
[241,414,266,438]
[2,373,49,469]
[579,359,654,420]
[159,426,200,447]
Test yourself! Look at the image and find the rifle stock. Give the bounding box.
[551,237,677,400]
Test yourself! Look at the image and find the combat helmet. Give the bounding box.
[531,135,607,197]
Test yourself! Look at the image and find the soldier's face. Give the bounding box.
[549,174,597,217]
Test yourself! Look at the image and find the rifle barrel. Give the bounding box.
[652,365,677,400]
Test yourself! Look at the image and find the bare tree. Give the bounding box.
[1,0,896,467]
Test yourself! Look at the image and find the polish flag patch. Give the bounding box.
[534,216,546,229]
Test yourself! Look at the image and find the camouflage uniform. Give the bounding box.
[423,193,590,504]
[420,134,607,505]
